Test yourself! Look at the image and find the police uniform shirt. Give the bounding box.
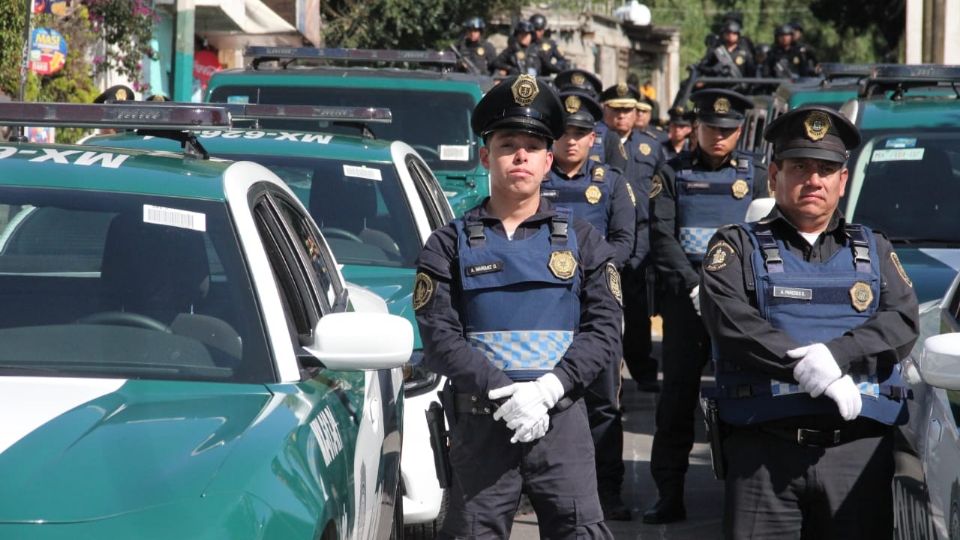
[649,150,768,292]
[624,128,663,266]
[414,198,623,396]
[764,44,814,78]
[598,127,628,172]
[701,41,756,78]
[543,160,637,269]
[699,206,920,428]
[531,36,569,75]
[662,139,690,161]
[490,38,541,76]
[457,37,497,74]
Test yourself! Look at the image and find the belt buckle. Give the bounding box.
[796,428,842,446]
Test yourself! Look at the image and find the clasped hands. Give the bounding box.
[787,343,862,420]
[488,373,564,443]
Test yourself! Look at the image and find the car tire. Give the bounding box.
[403,490,448,539]
[951,501,960,540]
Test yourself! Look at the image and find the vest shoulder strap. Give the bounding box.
[845,223,872,273]
[751,221,784,273]
[463,216,486,247]
[735,153,752,173]
[550,207,572,246]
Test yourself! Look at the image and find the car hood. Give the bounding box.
[341,265,420,349]
[0,377,271,523]
[895,247,960,302]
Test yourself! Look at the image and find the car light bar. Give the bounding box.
[868,64,960,82]
[0,102,232,129]
[227,104,393,124]
[246,46,458,69]
[819,63,874,79]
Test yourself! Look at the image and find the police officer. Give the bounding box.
[662,106,694,161]
[456,17,497,75]
[542,90,636,520]
[601,83,662,392]
[700,106,919,538]
[635,94,668,144]
[790,20,819,75]
[764,24,814,78]
[490,21,540,76]
[699,20,756,78]
[529,13,570,75]
[645,89,767,524]
[93,84,135,103]
[554,70,627,172]
[414,74,620,538]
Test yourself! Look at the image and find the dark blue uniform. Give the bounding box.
[415,198,621,538]
[590,122,628,173]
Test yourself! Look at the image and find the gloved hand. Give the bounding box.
[489,373,565,425]
[787,343,842,397]
[823,375,863,421]
[508,409,551,444]
[689,285,701,316]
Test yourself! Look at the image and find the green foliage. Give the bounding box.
[322,0,525,49]
[85,0,156,88]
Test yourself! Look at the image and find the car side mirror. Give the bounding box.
[301,312,413,371]
[918,333,960,390]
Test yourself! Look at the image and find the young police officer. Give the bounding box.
[414,74,620,538]
[701,106,918,538]
[646,88,767,524]
[541,89,636,520]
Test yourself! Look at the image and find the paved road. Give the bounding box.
[512,337,725,539]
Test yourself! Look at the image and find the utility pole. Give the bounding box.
[19,0,33,101]
[172,0,195,101]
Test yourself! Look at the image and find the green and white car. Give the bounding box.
[0,103,412,539]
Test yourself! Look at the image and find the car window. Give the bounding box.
[406,154,454,230]
[209,85,479,171]
[222,154,421,269]
[0,188,272,383]
[846,132,960,243]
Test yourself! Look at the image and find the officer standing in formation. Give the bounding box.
[490,21,540,76]
[646,89,767,524]
[414,74,621,538]
[701,106,918,537]
[541,89,637,520]
[764,24,815,78]
[529,13,570,75]
[662,105,695,161]
[554,69,628,172]
[601,82,662,392]
[456,17,497,75]
[699,19,757,78]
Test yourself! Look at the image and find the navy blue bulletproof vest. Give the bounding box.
[713,222,908,426]
[589,122,609,164]
[676,152,754,263]
[456,208,581,381]
[541,161,613,237]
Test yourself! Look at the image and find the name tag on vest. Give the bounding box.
[683,181,711,190]
[466,261,504,276]
[542,189,559,199]
[772,286,813,300]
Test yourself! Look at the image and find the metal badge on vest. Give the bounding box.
[676,153,754,263]
[456,208,582,381]
[541,161,614,237]
[713,222,909,426]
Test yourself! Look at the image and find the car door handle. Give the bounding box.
[929,418,943,448]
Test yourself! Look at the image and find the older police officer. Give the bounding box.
[414,74,620,539]
[701,106,919,538]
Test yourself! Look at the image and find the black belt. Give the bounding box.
[752,422,890,448]
[453,393,576,416]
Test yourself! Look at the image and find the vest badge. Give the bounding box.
[731,179,749,199]
[639,143,651,156]
[585,184,602,204]
[849,281,873,312]
[549,250,578,279]
[476,47,485,56]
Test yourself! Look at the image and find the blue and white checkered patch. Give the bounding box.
[771,374,879,398]
[680,227,718,256]
[467,330,574,372]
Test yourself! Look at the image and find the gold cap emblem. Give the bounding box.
[616,82,628,97]
[714,97,730,114]
[639,143,651,156]
[548,250,578,279]
[585,184,602,204]
[803,111,830,141]
[849,281,874,312]
[564,95,582,114]
[115,88,128,101]
[511,74,539,106]
[413,273,435,311]
[571,73,586,86]
[731,179,749,199]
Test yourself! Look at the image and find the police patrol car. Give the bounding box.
[205,47,494,216]
[0,102,411,539]
[83,104,453,534]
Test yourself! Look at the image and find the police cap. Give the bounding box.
[145,93,169,102]
[559,90,602,129]
[529,13,547,30]
[600,83,640,109]
[721,20,741,35]
[94,84,135,103]
[554,69,602,98]
[471,74,564,141]
[514,20,534,35]
[463,17,485,30]
[775,24,793,37]
[690,88,752,128]
[636,94,654,112]
[668,105,694,126]
[789,20,803,33]
[763,105,860,163]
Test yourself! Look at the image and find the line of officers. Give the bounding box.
[455,14,571,77]
[698,12,818,79]
[414,70,919,538]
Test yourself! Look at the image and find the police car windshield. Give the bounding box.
[846,132,960,244]
[0,188,272,383]
[209,85,478,171]
[220,153,421,268]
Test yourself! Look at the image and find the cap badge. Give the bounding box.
[616,82,628,97]
[564,95,581,114]
[511,74,539,106]
[849,281,873,312]
[115,88,128,101]
[714,97,730,114]
[639,143,651,156]
[548,250,578,279]
[731,179,749,199]
[803,111,830,141]
[676,106,684,113]
[571,73,586,86]
[585,185,602,204]
[476,47,485,56]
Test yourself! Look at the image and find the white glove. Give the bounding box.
[823,375,863,421]
[510,409,551,444]
[689,285,701,316]
[489,373,565,425]
[787,343,842,397]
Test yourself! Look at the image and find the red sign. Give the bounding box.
[193,50,221,89]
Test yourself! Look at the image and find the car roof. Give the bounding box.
[209,67,493,94]
[0,141,235,200]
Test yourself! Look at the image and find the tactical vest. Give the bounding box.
[713,222,909,426]
[676,152,754,263]
[456,208,581,381]
[541,163,613,237]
